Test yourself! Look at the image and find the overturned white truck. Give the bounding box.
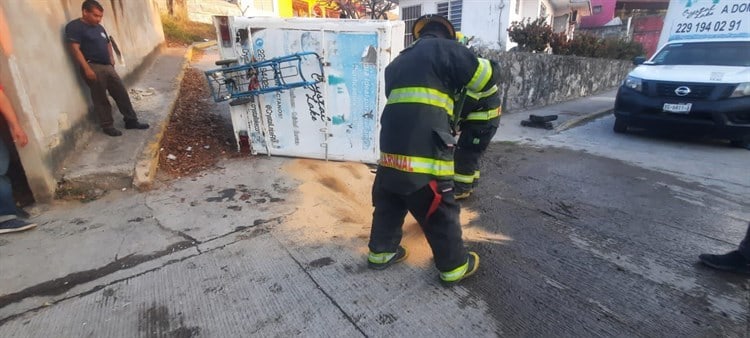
[207,17,404,163]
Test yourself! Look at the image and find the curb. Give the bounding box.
[554,108,613,132]
[133,41,219,190]
[132,47,193,191]
[193,40,218,49]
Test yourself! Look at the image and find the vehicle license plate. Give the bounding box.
[663,103,692,114]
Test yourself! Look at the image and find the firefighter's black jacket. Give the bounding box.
[459,69,502,129]
[377,35,494,195]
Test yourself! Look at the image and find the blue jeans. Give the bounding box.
[0,138,17,217]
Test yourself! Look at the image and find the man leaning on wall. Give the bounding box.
[65,0,149,137]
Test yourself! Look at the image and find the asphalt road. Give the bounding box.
[465,113,749,336]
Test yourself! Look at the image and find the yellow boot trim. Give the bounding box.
[440,252,480,283]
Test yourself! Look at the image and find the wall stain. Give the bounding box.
[109,0,120,28]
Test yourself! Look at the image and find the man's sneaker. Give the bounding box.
[102,127,122,137]
[368,246,408,270]
[699,250,750,274]
[16,208,30,219]
[440,251,480,286]
[455,189,473,200]
[124,120,149,129]
[0,218,37,234]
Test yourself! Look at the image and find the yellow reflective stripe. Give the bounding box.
[465,107,501,121]
[474,170,480,179]
[454,173,475,183]
[368,251,397,264]
[440,261,469,281]
[467,58,492,92]
[387,87,454,116]
[379,152,454,177]
[467,85,498,100]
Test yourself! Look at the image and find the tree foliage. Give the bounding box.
[326,0,398,19]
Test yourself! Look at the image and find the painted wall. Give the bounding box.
[579,0,615,28]
[0,0,164,201]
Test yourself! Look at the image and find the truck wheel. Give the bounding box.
[730,137,750,150]
[613,118,628,133]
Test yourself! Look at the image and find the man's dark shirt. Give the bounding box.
[65,19,110,65]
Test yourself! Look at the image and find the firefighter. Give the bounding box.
[367,14,494,285]
[454,59,503,199]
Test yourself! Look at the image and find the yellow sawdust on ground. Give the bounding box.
[282,159,509,268]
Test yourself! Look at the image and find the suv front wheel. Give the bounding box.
[730,137,750,150]
[613,118,628,134]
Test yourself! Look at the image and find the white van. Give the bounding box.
[613,0,750,148]
[614,38,750,147]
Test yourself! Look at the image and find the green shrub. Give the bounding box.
[507,18,553,52]
[568,33,601,57]
[549,32,570,55]
[551,32,645,60]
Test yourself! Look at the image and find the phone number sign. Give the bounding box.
[667,0,750,41]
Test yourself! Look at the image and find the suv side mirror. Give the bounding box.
[633,56,646,65]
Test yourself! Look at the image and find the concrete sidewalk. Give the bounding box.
[494,90,616,144]
[58,46,193,194]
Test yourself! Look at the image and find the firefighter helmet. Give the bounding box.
[412,14,456,40]
[456,32,469,45]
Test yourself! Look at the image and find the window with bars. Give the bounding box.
[448,0,462,31]
[437,1,463,31]
[402,5,422,45]
[437,2,449,17]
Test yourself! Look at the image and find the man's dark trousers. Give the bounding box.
[84,63,137,128]
[455,123,498,191]
[739,223,750,259]
[369,175,467,272]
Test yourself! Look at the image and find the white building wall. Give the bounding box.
[461,0,509,50]
[521,0,539,18]
[400,0,567,51]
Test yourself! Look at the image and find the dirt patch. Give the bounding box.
[157,67,241,178]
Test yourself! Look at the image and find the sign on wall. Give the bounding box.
[660,0,750,45]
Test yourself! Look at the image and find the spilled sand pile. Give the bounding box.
[281,159,509,269]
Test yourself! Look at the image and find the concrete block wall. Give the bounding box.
[478,49,632,112]
[0,1,164,202]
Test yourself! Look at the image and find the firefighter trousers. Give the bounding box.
[369,178,468,272]
[455,123,498,192]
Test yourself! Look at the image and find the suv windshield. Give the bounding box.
[650,41,750,67]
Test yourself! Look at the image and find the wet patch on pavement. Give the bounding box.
[138,303,201,338]
[0,241,193,312]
